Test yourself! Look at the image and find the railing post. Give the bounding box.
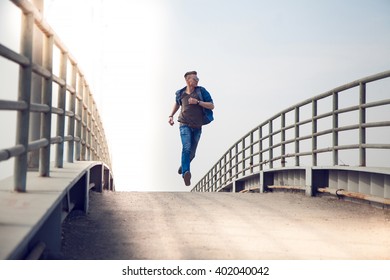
[67,63,77,163]
[75,76,83,161]
[312,99,318,166]
[39,34,53,177]
[211,166,215,191]
[250,131,254,173]
[87,90,92,160]
[242,138,245,176]
[281,113,286,167]
[81,85,88,161]
[332,92,339,166]
[93,100,97,160]
[269,120,273,169]
[94,114,99,161]
[207,172,210,192]
[235,143,239,179]
[258,126,263,171]
[55,51,67,168]
[223,153,227,184]
[359,82,366,166]
[229,148,232,182]
[215,165,218,191]
[15,12,34,192]
[87,91,93,160]
[294,107,300,166]
[28,0,43,171]
[219,158,223,188]
[89,98,94,160]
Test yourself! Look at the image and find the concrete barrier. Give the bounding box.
[0,161,113,259]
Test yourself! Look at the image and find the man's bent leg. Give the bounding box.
[178,127,202,175]
[190,127,202,160]
[180,125,192,176]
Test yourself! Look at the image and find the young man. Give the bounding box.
[168,71,215,186]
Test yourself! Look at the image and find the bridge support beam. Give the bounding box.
[259,171,274,193]
[305,167,314,196]
[385,176,390,199]
[259,171,265,193]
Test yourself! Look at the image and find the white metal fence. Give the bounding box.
[0,0,112,192]
[192,70,390,193]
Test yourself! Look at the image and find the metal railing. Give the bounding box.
[192,70,390,192]
[0,0,112,192]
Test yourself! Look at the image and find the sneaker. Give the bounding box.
[183,171,191,186]
[178,166,182,175]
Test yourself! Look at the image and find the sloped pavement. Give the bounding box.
[60,191,390,260]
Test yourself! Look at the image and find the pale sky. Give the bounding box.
[1,0,390,191]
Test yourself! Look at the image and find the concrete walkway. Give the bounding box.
[61,191,390,260]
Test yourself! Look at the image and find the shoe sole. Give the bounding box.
[183,171,191,186]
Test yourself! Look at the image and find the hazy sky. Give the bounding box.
[1,0,390,191]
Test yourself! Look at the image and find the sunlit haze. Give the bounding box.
[1,0,390,191]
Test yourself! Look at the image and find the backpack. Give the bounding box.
[175,86,214,125]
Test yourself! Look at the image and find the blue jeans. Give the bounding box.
[180,125,202,176]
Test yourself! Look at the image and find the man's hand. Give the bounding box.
[168,116,174,126]
[188,97,199,105]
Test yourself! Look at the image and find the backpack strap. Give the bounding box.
[196,87,204,101]
[195,87,214,125]
[175,87,186,105]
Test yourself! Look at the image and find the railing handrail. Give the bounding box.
[0,0,112,192]
[192,70,390,192]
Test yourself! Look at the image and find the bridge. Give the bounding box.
[1,0,390,260]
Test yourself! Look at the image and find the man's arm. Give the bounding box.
[198,87,215,110]
[188,97,214,110]
[168,103,180,126]
[198,100,214,110]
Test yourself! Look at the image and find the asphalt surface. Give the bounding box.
[60,191,390,260]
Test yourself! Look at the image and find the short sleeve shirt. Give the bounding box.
[178,91,204,128]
